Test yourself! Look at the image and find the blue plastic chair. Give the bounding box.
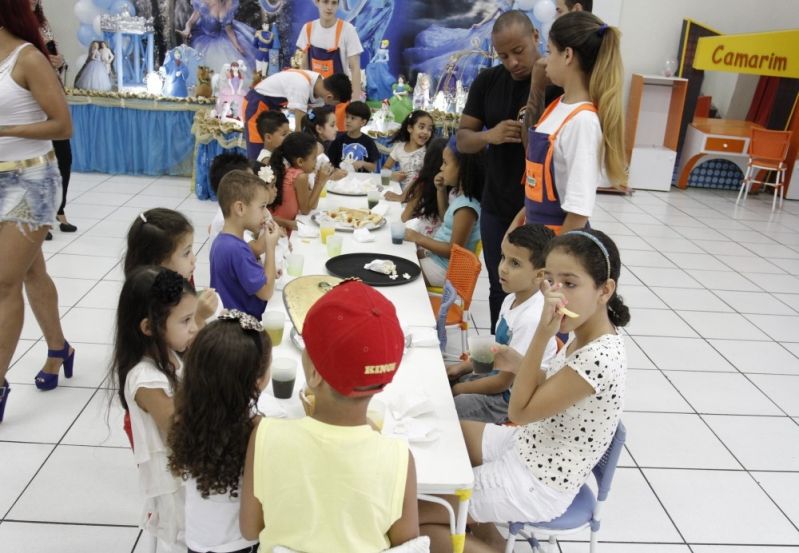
[503,422,627,553]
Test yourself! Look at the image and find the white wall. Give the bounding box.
[613,0,799,115]
[42,0,82,86]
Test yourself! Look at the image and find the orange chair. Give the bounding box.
[736,128,793,211]
[427,240,482,296]
[429,244,482,359]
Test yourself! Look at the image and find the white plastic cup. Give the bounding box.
[390,221,405,245]
[287,254,304,277]
[271,357,297,399]
[367,189,381,210]
[468,335,496,374]
[326,234,343,257]
[263,311,285,347]
[381,169,392,188]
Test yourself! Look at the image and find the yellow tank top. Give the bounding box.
[254,417,409,552]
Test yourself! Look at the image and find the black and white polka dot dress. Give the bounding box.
[514,333,627,493]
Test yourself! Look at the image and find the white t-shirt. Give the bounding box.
[498,292,557,369]
[254,70,323,113]
[534,100,609,217]
[514,333,626,493]
[257,148,272,163]
[184,478,258,553]
[389,142,426,189]
[295,19,364,77]
[124,357,185,544]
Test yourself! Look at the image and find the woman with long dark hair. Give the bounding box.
[30,0,78,237]
[0,0,74,423]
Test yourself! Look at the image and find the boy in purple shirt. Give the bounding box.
[210,170,280,319]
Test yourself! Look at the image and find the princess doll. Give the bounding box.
[365,38,394,101]
[99,41,114,76]
[216,61,247,119]
[74,41,112,91]
[412,73,431,111]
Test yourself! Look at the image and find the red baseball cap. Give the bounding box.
[303,280,404,397]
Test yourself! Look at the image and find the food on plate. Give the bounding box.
[325,207,384,229]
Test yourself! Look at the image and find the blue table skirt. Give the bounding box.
[70,103,195,176]
[194,134,246,200]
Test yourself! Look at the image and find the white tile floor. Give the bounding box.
[2,174,799,552]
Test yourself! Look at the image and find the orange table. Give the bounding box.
[677,118,764,189]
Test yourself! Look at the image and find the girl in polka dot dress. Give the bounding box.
[419,229,630,550]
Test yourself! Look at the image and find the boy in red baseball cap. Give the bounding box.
[240,280,420,551]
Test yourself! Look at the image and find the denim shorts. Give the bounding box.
[0,158,60,232]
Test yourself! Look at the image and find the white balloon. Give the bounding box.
[533,0,557,23]
[541,20,553,42]
[516,0,536,10]
[92,14,103,37]
[74,0,99,25]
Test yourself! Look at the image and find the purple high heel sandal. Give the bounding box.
[34,341,75,391]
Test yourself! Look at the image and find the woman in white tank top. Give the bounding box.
[0,2,74,424]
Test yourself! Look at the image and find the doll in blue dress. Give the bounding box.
[74,41,112,91]
[365,39,395,101]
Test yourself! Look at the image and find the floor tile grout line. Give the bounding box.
[1,387,100,522]
[696,411,799,536]
[632,466,692,547]
[1,518,138,529]
[628,240,796,419]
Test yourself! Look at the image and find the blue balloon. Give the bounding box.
[94,0,115,8]
[77,24,96,47]
[109,0,135,15]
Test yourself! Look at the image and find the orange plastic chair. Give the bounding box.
[428,240,482,296]
[429,244,482,358]
[736,128,793,211]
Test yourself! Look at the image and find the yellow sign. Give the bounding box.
[694,29,799,78]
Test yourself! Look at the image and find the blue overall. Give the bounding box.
[524,98,597,234]
[305,20,349,130]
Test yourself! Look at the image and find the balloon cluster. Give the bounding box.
[74,0,137,47]
[515,0,558,50]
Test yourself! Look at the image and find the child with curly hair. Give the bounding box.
[168,310,272,553]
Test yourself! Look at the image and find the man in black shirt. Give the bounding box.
[457,10,540,333]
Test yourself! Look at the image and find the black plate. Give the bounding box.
[325,253,422,287]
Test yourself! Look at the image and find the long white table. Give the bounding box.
[258,179,474,552]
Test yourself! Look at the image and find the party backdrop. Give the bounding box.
[72,0,557,95]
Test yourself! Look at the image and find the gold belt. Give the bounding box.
[0,150,56,173]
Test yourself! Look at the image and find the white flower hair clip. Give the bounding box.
[258,165,275,184]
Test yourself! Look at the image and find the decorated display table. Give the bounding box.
[192,111,246,200]
[67,90,214,177]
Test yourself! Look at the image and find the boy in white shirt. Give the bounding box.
[449,224,558,423]
[242,69,352,159]
[296,0,364,129]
